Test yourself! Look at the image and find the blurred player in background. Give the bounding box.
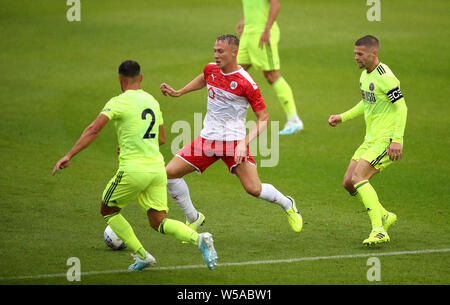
[52,60,218,270]
[328,35,407,246]
[236,0,303,135]
[160,34,303,235]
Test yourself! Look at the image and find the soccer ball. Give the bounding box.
[104,225,127,250]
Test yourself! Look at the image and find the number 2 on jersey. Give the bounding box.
[141,108,156,139]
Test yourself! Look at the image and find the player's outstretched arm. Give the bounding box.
[160,73,206,98]
[330,100,364,127]
[52,114,109,175]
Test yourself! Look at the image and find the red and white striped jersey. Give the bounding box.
[200,63,266,141]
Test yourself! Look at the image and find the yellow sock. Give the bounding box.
[354,180,383,229]
[105,213,146,259]
[272,77,298,119]
[353,190,388,218]
[158,218,199,245]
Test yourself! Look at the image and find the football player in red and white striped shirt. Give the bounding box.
[160,34,302,234]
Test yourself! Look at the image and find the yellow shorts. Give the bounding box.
[237,31,280,71]
[102,169,168,213]
[352,138,396,171]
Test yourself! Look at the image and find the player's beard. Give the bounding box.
[356,58,366,69]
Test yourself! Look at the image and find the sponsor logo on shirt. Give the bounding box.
[361,90,376,104]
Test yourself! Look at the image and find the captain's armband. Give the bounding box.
[387,87,403,103]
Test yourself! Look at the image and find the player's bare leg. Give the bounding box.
[147,209,167,231]
[263,70,280,84]
[234,161,262,197]
[234,162,302,232]
[350,159,379,186]
[166,156,197,179]
[100,201,121,217]
[343,159,359,194]
[166,156,205,230]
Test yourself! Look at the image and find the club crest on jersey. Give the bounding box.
[211,74,215,82]
[208,87,215,99]
[369,82,375,91]
[230,81,238,90]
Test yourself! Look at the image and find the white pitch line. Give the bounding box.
[1,248,449,281]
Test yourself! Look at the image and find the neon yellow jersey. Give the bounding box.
[242,0,279,34]
[342,63,407,143]
[100,89,165,172]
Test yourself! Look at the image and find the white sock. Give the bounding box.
[258,183,293,210]
[167,178,198,223]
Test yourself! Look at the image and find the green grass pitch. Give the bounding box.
[0,0,449,286]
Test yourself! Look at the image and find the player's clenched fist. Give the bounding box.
[160,83,181,97]
[328,115,342,127]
